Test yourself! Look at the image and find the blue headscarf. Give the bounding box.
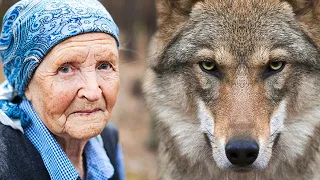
[0,0,120,127]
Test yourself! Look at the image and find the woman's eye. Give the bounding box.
[200,61,215,71]
[58,65,72,74]
[97,62,111,70]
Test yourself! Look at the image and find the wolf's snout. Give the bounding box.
[225,139,259,167]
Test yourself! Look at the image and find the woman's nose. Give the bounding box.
[77,73,102,101]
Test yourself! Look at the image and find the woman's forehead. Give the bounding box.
[46,33,119,62]
[61,33,118,45]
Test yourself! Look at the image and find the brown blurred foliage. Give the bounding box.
[102,0,157,60]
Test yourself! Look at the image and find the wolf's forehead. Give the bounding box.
[191,1,293,43]
[195,47,290,66]
[185,1,296,64]
[202,0,288,17]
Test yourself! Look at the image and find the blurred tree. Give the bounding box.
[0,0,19,27]
[101,0,157,60]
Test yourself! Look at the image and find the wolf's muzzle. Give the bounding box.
[225,139,259,167]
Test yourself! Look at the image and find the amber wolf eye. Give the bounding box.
[269,61,285,71]
[262,61,286,78]
[199,61,222,79]
[201,61,215,71]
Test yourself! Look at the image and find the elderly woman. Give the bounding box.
[0,0,124,179]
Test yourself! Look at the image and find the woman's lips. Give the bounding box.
[72,108,101,115]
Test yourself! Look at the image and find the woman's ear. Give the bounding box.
[25,86,32,101]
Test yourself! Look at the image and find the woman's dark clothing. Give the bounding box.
[0,123,120,180]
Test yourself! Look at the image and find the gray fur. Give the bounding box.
[144,0,320,179]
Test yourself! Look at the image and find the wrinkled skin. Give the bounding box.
[26,33,119,140]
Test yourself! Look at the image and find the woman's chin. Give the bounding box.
[64,121,109,140]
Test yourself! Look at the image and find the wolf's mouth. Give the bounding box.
[232,167,255,173]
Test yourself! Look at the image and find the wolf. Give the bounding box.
[143,0,320,179]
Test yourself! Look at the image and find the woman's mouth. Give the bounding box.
[72,108,101,115]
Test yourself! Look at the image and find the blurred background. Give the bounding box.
[0,0,158,179]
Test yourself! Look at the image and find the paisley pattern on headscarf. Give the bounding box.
[0,0,119,96]
[0,0,120,127]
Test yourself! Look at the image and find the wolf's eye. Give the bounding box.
[199,61,222,79]
[200,61,215,71]
[269,61,284,71]
[262,61,286,78]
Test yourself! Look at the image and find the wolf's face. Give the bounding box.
[145,0,320,173]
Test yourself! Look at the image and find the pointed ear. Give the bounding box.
[282,0,320,45]
[149,0,204,69]
[156,0,204,28]
[284,0,320,15]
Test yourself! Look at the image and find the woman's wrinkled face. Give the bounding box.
[25,33,119,140]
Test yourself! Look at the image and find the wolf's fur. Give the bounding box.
[144,0,320,179]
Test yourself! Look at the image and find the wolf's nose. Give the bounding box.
[225,139,259,167]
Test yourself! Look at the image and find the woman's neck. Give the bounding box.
[55,136,88,179]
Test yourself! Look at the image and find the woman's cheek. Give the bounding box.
[50,80,78,115]
[102,76,119,108]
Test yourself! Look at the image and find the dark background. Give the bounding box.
[0,0,158,179]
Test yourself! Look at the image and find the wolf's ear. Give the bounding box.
[156,0,204,28]
[149,0,204,68]
[282,0,320,45]
[283,0,320,16]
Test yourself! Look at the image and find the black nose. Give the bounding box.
[225,139,259,167]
